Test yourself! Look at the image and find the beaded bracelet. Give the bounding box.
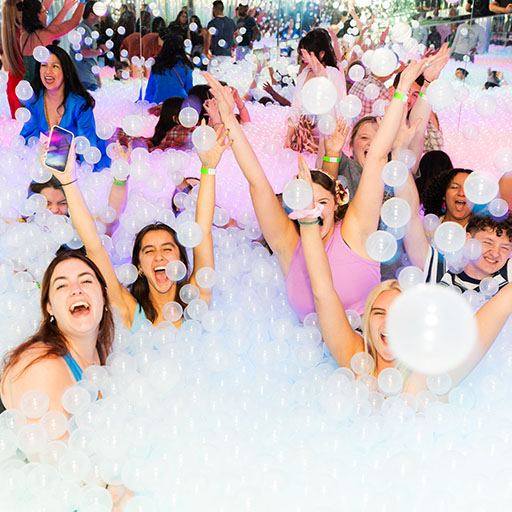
[201,167,216,175]
[61,178,78,187]
[323,155,341,163]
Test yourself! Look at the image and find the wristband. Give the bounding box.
[201,167,216,175]
[61,178,78,186]
[424,78,431,84]
[78,0,87,4]
[393,91,408,104]
[288,202,324,220]
[298,218,321,226]
[418,91,425,99]
[323,155,341,163]
[113,178,127,186]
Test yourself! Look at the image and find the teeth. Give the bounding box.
[70,301,90,312]
[154,267,166,272]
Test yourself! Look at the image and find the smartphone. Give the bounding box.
[45,125,74,173]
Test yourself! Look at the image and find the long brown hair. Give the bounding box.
[130,223,190,322]
[311,170,348,222]
[2,250,114,379]
[1,0,24,78]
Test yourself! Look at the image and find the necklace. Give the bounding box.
[43,92,63,130]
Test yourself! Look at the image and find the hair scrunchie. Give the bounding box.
[336,181,349,207]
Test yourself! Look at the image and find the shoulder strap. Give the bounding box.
[172,66,185,90]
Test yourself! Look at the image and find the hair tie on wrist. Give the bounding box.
[61,178,78,187]
[288,203,324,220]
[298,218,321,226]
[424,78,431,84]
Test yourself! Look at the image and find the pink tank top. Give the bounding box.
[285,222,381,321]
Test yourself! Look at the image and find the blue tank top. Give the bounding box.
[131,304,149,333]
[63,353,83,382]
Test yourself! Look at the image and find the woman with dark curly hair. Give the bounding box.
[422,168,473,225]
[1,250,114,413]
[144,31,193,104]
[19,0,84,82]
[414,150,453,204]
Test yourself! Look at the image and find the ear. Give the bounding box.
[465,232,472,240]
[319,50,325,62]
[46,301,53,317]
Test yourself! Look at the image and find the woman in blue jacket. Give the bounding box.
[144,31,193,104]
[21,44,109,171]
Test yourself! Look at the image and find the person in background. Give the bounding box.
[450,21,485,63]
[190,15,207,66]
[168,9,189,40]
[234,3,258,62]
[205,0,237,64]
[489,0,512,14]
[73,0,103,92]
[19,0,85,82]
[455,67,469,80]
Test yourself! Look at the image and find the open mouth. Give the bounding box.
[154,266,168,283]
[380,332,388,345]
[44,75,55,85]
[69,301,90,317]
[483,256,498,265]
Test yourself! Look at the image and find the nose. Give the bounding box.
[48,205,60,214]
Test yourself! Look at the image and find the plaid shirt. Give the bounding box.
[115,125,194,152]
[348,73,390,120]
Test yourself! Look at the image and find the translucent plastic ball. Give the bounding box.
[96,120,116,140]
[68,30,82,45]
[463,238,482,261]
[116,263,138,286]
[387,284,477,374]
[92,1,107,15]
[378,367,404,396]
[370,48,398,77]
[380,198,411,229]
[74,136,90,155]
[372,99,389,117]
[339,94,362,119]
[318,114,336,135]
[488,198,508,218]
[192,125,217,152]
[15,80,34,101]
[282,178,313,211]
[396,149,417,170]
[403,37,418,54]
[434,221,466,254]
[179,283,200,303]
[398,266,424,290]
[301,77,337,115]
[463,172,498,205]
[121,115,144,136]
[475,95,497,118]
[33,45,50,63]
[111,160,130,181]
[351,352,375,375]
[494,147,512,174]
[162,301,183,322]
[196,267,217,289]
[426,374,452,395]
[190,22,198,32]
[426,79,455,111]
[382,160,409,188]
[15,107,31,124]
[480,276,499,297]
[218,39,226,48]
[165,260,187,281]
[423,213,440,232]
[364,83,380,100]
[84,146,101,165]
[366,230,398,262]
[462,125,479,141]
[177,221,203,248]
[19,390,50,419]
[348,64,365,82]
[178,107,199,128]
[61,385,91,415]
[391,22,412,43]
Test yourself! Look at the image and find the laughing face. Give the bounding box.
[352,121,378,167]
[312,182,337,240]
[138,229,183,294]
[40,53,64,93]
[46,258,105,338]
[464,228,512,280]
[369,289,401,363]
[445,172,472,223]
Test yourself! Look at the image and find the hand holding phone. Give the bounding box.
[44,125,75,173]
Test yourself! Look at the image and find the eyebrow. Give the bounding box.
[371,307,386,313]
[52,272,94,284]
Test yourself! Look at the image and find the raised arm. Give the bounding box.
[342,59,428,254]
[202,72,299,274]
[47,0,85,39]
[46,146,135,326]
[189,125,231,306]
[319,117,350,179]
[298,156,364,365]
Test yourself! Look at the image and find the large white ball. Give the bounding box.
[301,77,337,115]
[387,284,477,374]
[463,172,498,205]
[282,178,313,211]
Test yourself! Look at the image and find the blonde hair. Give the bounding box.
[362,279,402,376]
[1,0,24,78]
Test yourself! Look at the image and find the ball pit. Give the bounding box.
[0,45,511,511]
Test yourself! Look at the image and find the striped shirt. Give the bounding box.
[425,246,512,292]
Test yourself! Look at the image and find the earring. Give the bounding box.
[50,315,55,323]
[441,201,446,214]
[138,269,144,277]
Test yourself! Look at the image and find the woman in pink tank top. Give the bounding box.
[202,62,423,320]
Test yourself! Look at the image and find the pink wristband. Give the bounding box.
[288,203,324,220]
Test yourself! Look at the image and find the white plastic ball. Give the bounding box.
[479,277,499,297]
[192,125,217,152]
[463,172,498,205]
[92,1,107,16]
[15,80,34,101]
[162,301,183,322]
[179,107,199,128]
[378,367,404,396]
[387,284,477,374]
[74,136,90,155]
[339,94,362,119]
[426,374,452,395]
[19,390,50,419]
[318,114,336,135]
[33,46,50,63]
[398,266,424,290]
[380,198,411,229]
[84,147,101,165]
[426,79,455,111]
[15,107,31,124]
[366,230,398,262]
[177,221,203,248]
[396,149,417,170]
[282,178,313,211]
[488,198,508,218]
[165,260,187,281]
[370,48,398,77]
[463,238,482,260]
[494,147,512,174]
[382,160,409,188]
[195,267,217,289]
[348,64,365,82]
[475,96,497,118]
[364,83,379,100]
[351,352,375,375]
[391,22,412,44]
[301,77,337,115]
[434,221,466,254]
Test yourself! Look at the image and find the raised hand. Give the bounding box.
[204,98,221,126]
[392,108,423,151]
[300,49,326,77]
[42,141,77,184]
[423,42,450,83]
[397,59,428,92]
[297,155,314,210]
[197,123,232,169]
[202,72,235,122]
[324,117,350,156]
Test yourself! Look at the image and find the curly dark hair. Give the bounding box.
[467,213,512,241]
[422,168,472,216]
